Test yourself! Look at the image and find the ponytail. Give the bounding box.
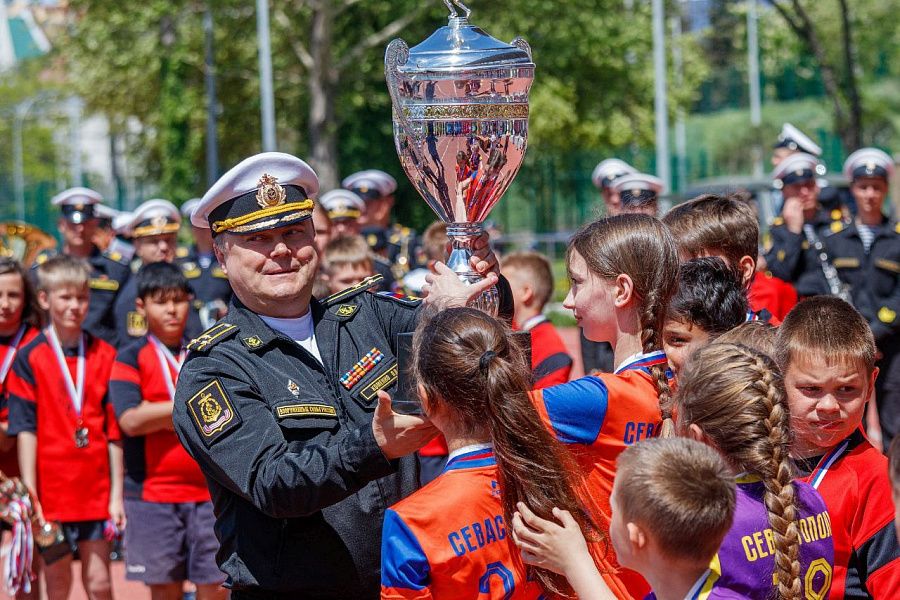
[676,343,801,600]
[569,214,679,436]
[414,307,597,596]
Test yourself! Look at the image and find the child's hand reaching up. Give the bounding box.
[511,502,617,600]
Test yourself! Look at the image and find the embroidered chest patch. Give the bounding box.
[340,347,384,390]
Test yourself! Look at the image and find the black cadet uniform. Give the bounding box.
[176,246,233,325]
[764,208,845,297]
[173,276,512,598]
[33,247,130,346]
[113,271,204,348]
[826,219,900,441]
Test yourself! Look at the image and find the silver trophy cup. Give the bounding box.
[385,0,534,315]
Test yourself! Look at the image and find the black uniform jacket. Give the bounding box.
[765,208,845,297]
[825,218,900,343]
[173,277,512,597]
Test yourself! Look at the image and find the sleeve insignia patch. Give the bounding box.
[335,304,359,318]
[275,404,337,419]
[879,306,897,324]
[187,323,238,352]
[89,277,120,291]
[127,311,148,337]
[187,380,241,445]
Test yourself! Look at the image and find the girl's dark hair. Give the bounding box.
[0,258,41,329]
[676,343,801,600]
[413,307,595,596]
[568,214,680,435]
[136,262,192,301]
[668,257,748,336]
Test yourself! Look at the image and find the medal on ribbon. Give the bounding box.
[45,327,88,449]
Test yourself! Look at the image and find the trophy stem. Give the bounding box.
[446,223,499,316]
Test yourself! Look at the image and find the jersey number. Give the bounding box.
[479,561,515,599]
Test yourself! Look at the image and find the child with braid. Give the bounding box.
[515,344,834,599]
[777,297,900,598]
[529,214,679,598]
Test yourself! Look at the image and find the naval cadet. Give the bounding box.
[172,152,512,599]
[178,198,233,328]
[113,200,203,347]
[764,153,846,298]
[590,158,637,217]
[34,188,130,345]
[343,169,417,278]
[320,189,395,292]
[772,122,823,167]
[613,172,664,217]
[825,149,900,444]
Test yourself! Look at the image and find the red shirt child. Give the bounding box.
[7,329,119,522]
[0,326,39,478]
[110,335,209,503]
[518,314,572,389]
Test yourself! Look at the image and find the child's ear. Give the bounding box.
[687,423,706,443]
[626,521,647,550]
[521,284,535,306]
[613,274,635,307]
[37,290,50,311]
[869,367,880,398]
[135,297,146,317]
[739,255,756,288]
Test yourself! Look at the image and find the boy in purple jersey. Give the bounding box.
[512,437,735,600]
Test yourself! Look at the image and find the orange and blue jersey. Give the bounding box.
[381,445,546,599]
[530,349,668,599]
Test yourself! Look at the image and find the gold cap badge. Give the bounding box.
[256,173,287,208]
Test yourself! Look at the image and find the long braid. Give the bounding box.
[639,283,675,437]
[752,354,802,600]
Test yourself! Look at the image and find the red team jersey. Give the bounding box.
[381,447,546,599]
[0,326,38,478]
[796,429,900,599]
[516,316,573,389]
[7,331,119,522]
[530,350,668,599]
[109,336,210,503]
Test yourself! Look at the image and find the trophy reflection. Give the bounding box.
[385,0,534,315]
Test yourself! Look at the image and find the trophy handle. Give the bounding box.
[385,39,415,141]
[511,36,532,60]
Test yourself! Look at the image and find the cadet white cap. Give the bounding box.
[51,187,103,223]
[93,204,120,224]
[113,212,134,235]
[320,189,366,221]
[129,199,181,238]
[193,152,319,236]
[181,198,202,219]
[612,173,663,207]
[341,169,397,201]
[843,148,894,182]
[591,159,637,190]
[772,152,826,189]
[774,123,822,157]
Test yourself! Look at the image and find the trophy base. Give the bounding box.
[446,223,499,317]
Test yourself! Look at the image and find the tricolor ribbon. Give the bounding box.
[614,349,668,375]
[808,439,850,490]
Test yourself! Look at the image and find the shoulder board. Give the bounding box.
[103,249,128,265]
[321,274,384,307]
[176,246,190,259]
[375,290,422,307]
[829,221,845,234]
[772,217,784,227]
[187,323,239,352]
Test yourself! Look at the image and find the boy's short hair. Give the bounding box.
[667,257,748,336]
[663,194,758,281]
[503,251,555,308]
[36,255,91,292]
[322,234,373,273]
[136,262,192,300]
[421,221,448,263]
[616,437,736,564]
[775,296,876,375]
[715,320,777,358]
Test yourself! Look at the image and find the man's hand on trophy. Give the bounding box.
[470,231,500,276]
[422,262,499,308]
[373,390,437,460]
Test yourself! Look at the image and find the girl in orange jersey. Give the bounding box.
[380,307,597,599]
[529,213,679,598]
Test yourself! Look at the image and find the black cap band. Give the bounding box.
[852,164,888,181]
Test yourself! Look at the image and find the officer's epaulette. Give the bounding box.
[176,246,190,259]
[772,217,784,227]
[103,249,129,265]
[320,274,384,307]
[375,290,422,307]
[187,322,239,352]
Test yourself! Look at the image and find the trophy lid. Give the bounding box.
[402,17,533,73]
